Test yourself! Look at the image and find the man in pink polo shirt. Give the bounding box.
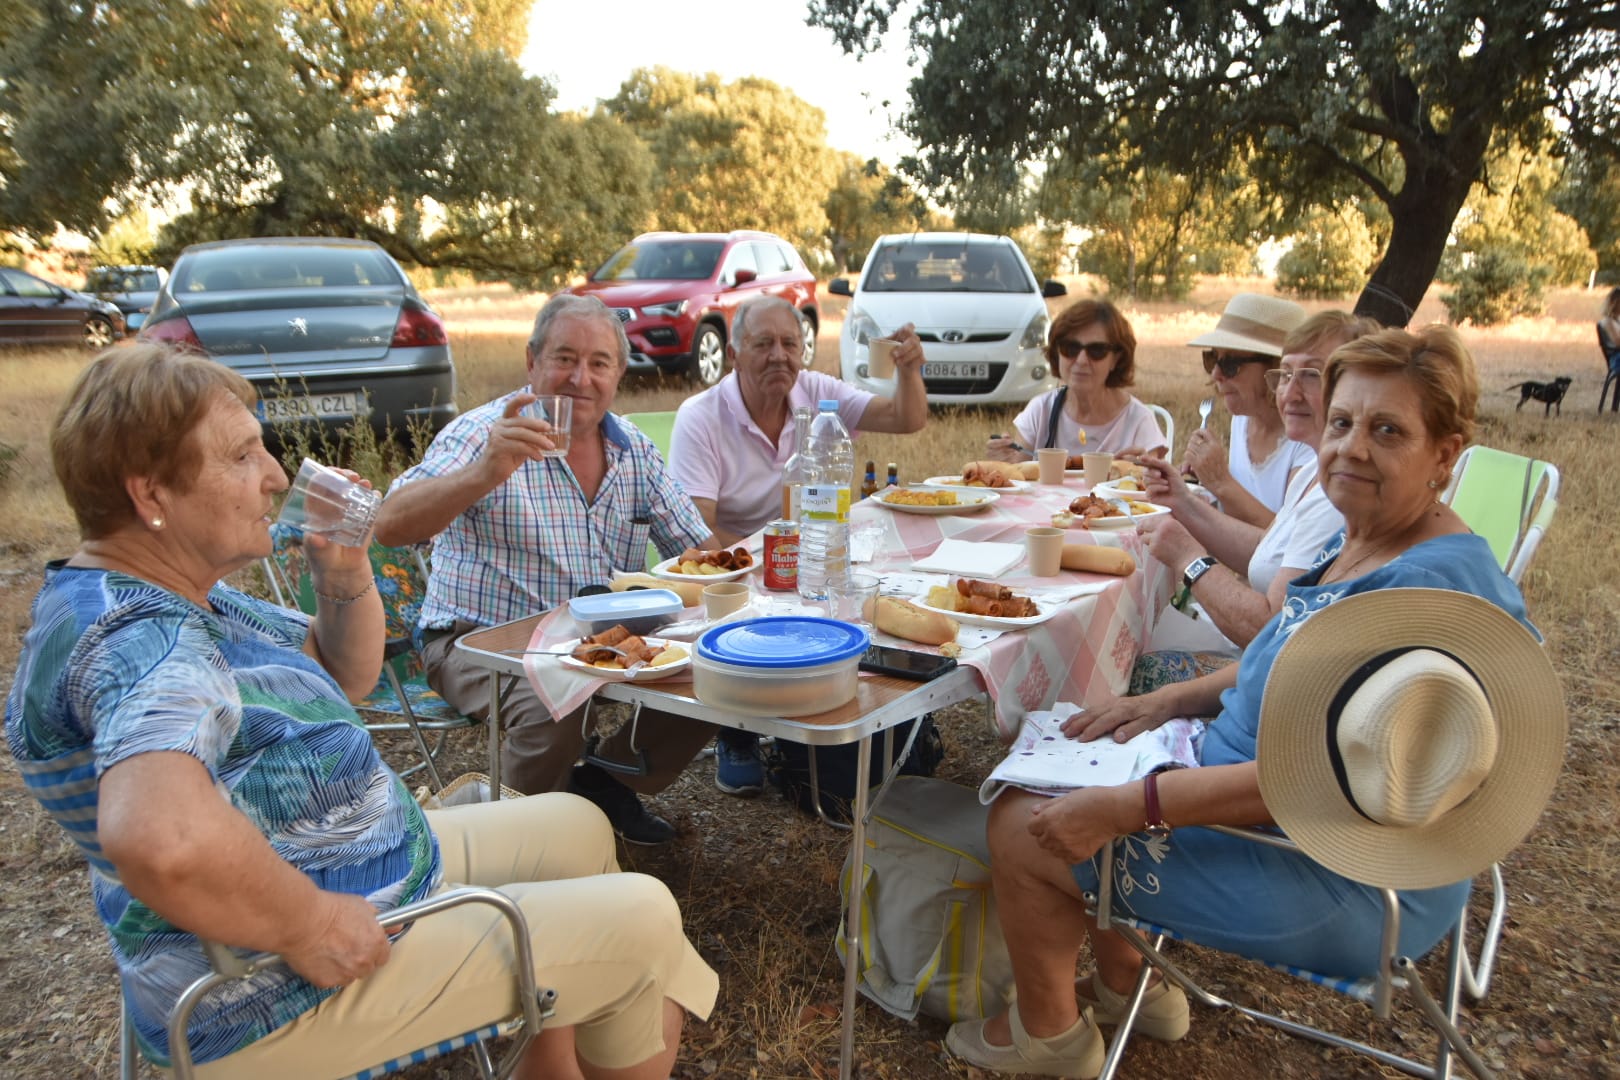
[668,294,930,791]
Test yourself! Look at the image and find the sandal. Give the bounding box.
[1074,969,1190,1042]
[945,1002,1105,1078]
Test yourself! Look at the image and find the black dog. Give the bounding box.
[1506,377,1573,416]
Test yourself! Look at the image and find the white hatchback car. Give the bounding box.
[831,233,1067,404]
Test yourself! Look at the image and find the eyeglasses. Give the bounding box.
[1056,339,1123,361]
[1201,350,1273,378]
[1263,367,1324,393]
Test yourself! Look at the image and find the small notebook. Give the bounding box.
[979,704,1204,803]
[912,539,1024,578]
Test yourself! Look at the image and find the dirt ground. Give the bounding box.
[2,282,1618,1078]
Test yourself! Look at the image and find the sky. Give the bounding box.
[520,0,918,165]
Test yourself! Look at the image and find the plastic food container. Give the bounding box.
[693,617,869,717]
[569,590,683,638]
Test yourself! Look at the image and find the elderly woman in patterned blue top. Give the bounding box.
[5,344,716,1079]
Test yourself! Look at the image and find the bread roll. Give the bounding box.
[1060,543,1136,576]
[1016,460,1041,481]
[875,596,959,646]
[609,572,704,607]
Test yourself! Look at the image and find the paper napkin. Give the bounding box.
[912,539,1024,578]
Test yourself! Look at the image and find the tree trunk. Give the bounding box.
[1355,158,1481,328]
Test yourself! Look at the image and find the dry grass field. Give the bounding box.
[0,279,1615,1078]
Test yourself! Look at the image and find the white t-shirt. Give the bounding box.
[1012,391,1166,456]
[1246,467,1344,593]
[1227,415,1315,512]
[667,370,872,540]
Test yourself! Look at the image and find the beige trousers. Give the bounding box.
[188,794,718,1077]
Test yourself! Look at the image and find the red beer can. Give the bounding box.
[762,519,799,591]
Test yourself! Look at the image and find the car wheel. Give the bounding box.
[83,316,115,349]
[688,323,726,386]
[799,311,818,370]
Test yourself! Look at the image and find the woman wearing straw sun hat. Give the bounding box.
[1181,292,1313,527]
[944,325,1567,1079]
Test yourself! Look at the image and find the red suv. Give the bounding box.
[567,231,819,386]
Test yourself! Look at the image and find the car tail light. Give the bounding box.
[141,316,204,351]
[392,304,448,348]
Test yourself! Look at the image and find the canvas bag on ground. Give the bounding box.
[837,776,1015,1022]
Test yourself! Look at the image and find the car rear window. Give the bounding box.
[861,242,1034,294]
[593,240,724,282]
[177,247,401,292]
[88,269,163,292]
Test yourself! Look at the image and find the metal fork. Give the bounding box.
[1198,397,1214,430]
[1106,497,1140,526]
[503,643,647,672]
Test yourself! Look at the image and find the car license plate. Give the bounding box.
[921,362,989,380]
[258,392,366,423]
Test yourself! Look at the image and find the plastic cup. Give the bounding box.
[1037,447,1068,485]
[702,581,751,621]
[1082,451,1113,487]
[525,395,573,457]
[867,338,898,380]
[828,571,881,625]
[276,458,380,548]
[1026,526,1064,577]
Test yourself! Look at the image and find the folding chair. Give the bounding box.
[1087,830,1504,1079]
[119,885,557,1080]
[261,535,481,791]
[1598,323,1620,413]
[1440,445,1560,584]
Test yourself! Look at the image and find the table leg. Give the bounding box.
[838,736,873,1080]
[487,674,503,802]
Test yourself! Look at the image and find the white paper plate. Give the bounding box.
[556,636,692,681]
[1077,502,1172,530]
[873,488,1000,515]
[921,475,1033,494]
[1090,480,1150,500]
[650,555,753,582]
[912,591,1063,629]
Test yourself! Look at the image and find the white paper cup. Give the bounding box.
[867,338,898,380]
[1037,447,1068,485]
[1082,451,1112,487]
[1026,526,1064,577]
[702,581,751,621]
[275,458,380,548]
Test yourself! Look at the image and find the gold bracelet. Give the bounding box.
[314,579,375,606]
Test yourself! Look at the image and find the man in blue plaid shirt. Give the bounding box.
[376,295,718,845]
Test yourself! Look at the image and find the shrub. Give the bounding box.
[1276,206,1378,300]
[1440,248,1551,326]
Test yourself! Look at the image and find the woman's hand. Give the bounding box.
[1182,427,1230,487]
[1140,450,1192,508]
[985,433,1030,463]
[1138,516,1205,579]
[282,890,393,989]
[1027,786,1131,864]
[302,469,376,594]
[1064,690,1175,743]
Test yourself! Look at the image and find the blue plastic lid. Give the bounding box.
[818,399,838,411]
[697,616,869,668]
[568,589,683,621]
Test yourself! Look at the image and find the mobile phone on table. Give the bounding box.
[859,645,958,682]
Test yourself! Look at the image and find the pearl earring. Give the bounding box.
[1426,480,1438,490]
[151,517,164,528]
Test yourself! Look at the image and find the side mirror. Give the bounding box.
[732,268,757,286]
[1042,280,1068,299]
[828,278,853,297]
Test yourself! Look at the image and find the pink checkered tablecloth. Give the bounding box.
[853,484,1171,739]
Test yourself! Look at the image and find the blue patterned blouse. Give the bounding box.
[5,564,440,1066]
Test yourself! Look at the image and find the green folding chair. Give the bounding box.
[1440,445,1560,584]
[619,410,679,570]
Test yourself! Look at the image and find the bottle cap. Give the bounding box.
[818,399,838,411]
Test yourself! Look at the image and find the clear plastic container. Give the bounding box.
[568,590,683,638]
[798,399,855,602]
[692,616,868,717]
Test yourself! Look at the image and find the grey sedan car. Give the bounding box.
[0,267,125,347]
[141,238,457,445]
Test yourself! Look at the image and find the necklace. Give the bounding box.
[1325,540,1390,583]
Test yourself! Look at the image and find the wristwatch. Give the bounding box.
[1182,555,1218,591]
[1143,772,1172,838]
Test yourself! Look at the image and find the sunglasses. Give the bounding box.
[1056,339,1123,361]
[1201,350,1273,378]
[1263,366,1324,393]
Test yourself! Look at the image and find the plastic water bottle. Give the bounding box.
[798,399,855,601]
